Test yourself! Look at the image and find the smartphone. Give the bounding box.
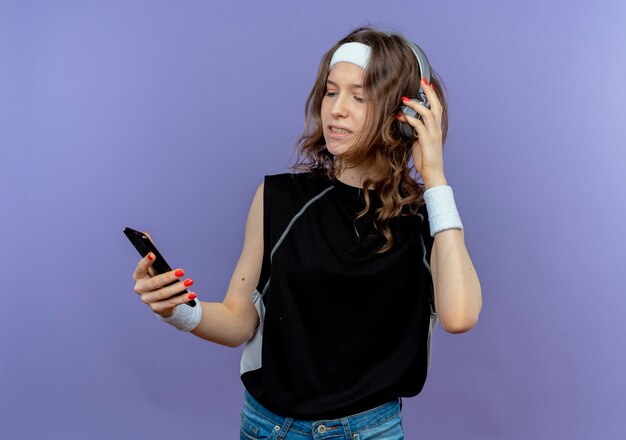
[123,227,196,307]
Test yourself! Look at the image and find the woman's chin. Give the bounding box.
[325,142,352,157]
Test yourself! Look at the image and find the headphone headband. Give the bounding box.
[388,33,432,139]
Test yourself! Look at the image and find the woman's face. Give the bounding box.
[321,62,368,157]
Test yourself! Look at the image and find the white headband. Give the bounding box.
[329,42,371,70]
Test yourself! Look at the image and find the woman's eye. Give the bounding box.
[324,91,364,102]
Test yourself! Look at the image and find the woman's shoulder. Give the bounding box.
[264,171,323,181]
[264,171,330,188]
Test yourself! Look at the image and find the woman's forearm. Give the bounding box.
[190,301,257,348]
[432,228,482,333]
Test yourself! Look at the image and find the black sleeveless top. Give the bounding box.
[240,172,437,420]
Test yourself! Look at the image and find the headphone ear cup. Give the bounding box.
[398,96,431,139]
[399,103,421,139]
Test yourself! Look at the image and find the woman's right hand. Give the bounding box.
[132,232,196,317]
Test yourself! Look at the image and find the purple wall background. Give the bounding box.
[1,0,625,438]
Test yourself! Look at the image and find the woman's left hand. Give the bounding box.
[396,77,447,188]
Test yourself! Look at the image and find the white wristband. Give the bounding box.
[155,300,202,332]
[423,185,464,237]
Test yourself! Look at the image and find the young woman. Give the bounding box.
[132,26,482,440]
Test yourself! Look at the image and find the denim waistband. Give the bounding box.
[243,389,402,436]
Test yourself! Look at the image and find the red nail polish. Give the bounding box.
[184,278,194,287]
[395,114,403,119]
[175,269,185,277]
[401,96,410,101]
[188,293,197,300]
[430,83,435,90]
[147,253,153,261]
[422,77,429,86]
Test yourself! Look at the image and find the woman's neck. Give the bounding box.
[335,159,374,189]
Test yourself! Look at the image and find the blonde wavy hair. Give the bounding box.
[291,26,449,253]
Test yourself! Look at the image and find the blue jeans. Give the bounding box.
[240,390,405,439]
